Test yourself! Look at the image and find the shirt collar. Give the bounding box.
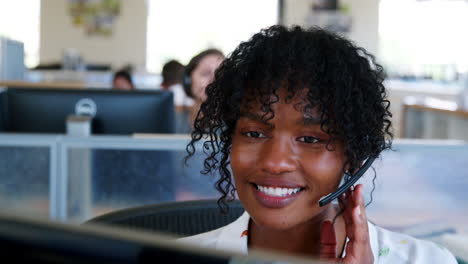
[215,211,379,261]
[368,221,379,262]
[216,211,250,253]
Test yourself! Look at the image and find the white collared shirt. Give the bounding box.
[168,83,194,107]
[178,212,457,263]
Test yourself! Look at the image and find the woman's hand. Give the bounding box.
[320,184,374,264]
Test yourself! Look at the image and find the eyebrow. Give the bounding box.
[239,112,272,126]
[239,112,321,127]
[297,116,322,126]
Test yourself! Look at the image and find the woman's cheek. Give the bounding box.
[297,150,343,187]
[231,138,259,172]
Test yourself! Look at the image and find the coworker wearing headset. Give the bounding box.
[175,49,225,196]
[112,70,135,91]
[179,26,457,263]
[183,49,224,125]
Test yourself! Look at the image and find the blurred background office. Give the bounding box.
[1,0,466,139]
[0,0,467,263]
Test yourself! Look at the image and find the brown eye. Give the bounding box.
[297,136,319,144]
[243,131,266,138]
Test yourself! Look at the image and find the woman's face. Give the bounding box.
[113,77,133,91]
[230,89,346,231]
[190,54,224,102]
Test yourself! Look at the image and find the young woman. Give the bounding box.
[183,49,224,124]
[180,25,457,263]
[112,70,134,91]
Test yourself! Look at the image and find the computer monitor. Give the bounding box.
[0,87,178,208]
[0,37,25,81]
[0,213,321,264]
[0,87,175,134]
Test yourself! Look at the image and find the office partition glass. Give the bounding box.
[0,134,59,219]
[66,148,220,222]
[0,146,49,216]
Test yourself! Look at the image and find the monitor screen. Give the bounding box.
[0,213,322,264]
[0,213,229,264]
[0,88,175,135]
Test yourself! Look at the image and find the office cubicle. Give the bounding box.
[0,134,218,221]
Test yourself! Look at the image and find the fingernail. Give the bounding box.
[356,206,361,216]
[340,193,346,200]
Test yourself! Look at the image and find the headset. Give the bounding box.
[318,156,376,207]
[182,48,224,99]
[182,71,193,98]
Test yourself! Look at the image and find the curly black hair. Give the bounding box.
[186,25,393,211]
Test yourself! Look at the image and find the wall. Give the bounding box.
[282,0,379,56]
[39,0,147,70]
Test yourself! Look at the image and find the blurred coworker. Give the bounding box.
[183,49,224,123]
[112,70,135,91]
[161,60,194,113]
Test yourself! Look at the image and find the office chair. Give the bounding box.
[86,199,244,237]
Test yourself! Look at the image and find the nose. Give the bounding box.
[258,137,298,175]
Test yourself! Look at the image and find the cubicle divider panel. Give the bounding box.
[59,135,220,223]
[0,134,60,219]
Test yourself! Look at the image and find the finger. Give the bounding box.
[351,185,370,244]
[345,188,354,210]
[341,185,366,241]
[341,184,374,263]
[354,184,367,219]
[338,192,346,211]
[338,192,353,236]
[320,220,337,260]
[339,189,355,238]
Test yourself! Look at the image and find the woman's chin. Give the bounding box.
[248,208,312,231]
[246,202,332,232]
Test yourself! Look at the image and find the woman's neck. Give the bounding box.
[248,205,346,258]
[189,100,203,124]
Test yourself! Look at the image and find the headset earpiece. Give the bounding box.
[182,71,193,98]
[183,73,191,91]
[318,156,376,207]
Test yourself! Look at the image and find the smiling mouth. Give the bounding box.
[252,183,305,197]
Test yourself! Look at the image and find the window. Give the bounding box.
[379,0,468,79]
[147,0,278,73]
[0,0,41,68]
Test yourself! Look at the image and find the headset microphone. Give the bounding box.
[318,156,375,207]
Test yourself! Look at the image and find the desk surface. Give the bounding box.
[0,81,86,89]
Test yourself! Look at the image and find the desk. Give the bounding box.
[0,80,86,89]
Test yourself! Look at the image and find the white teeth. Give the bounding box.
[282,188,288,196]
[268,187,274,194]
[256,184,301,197]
